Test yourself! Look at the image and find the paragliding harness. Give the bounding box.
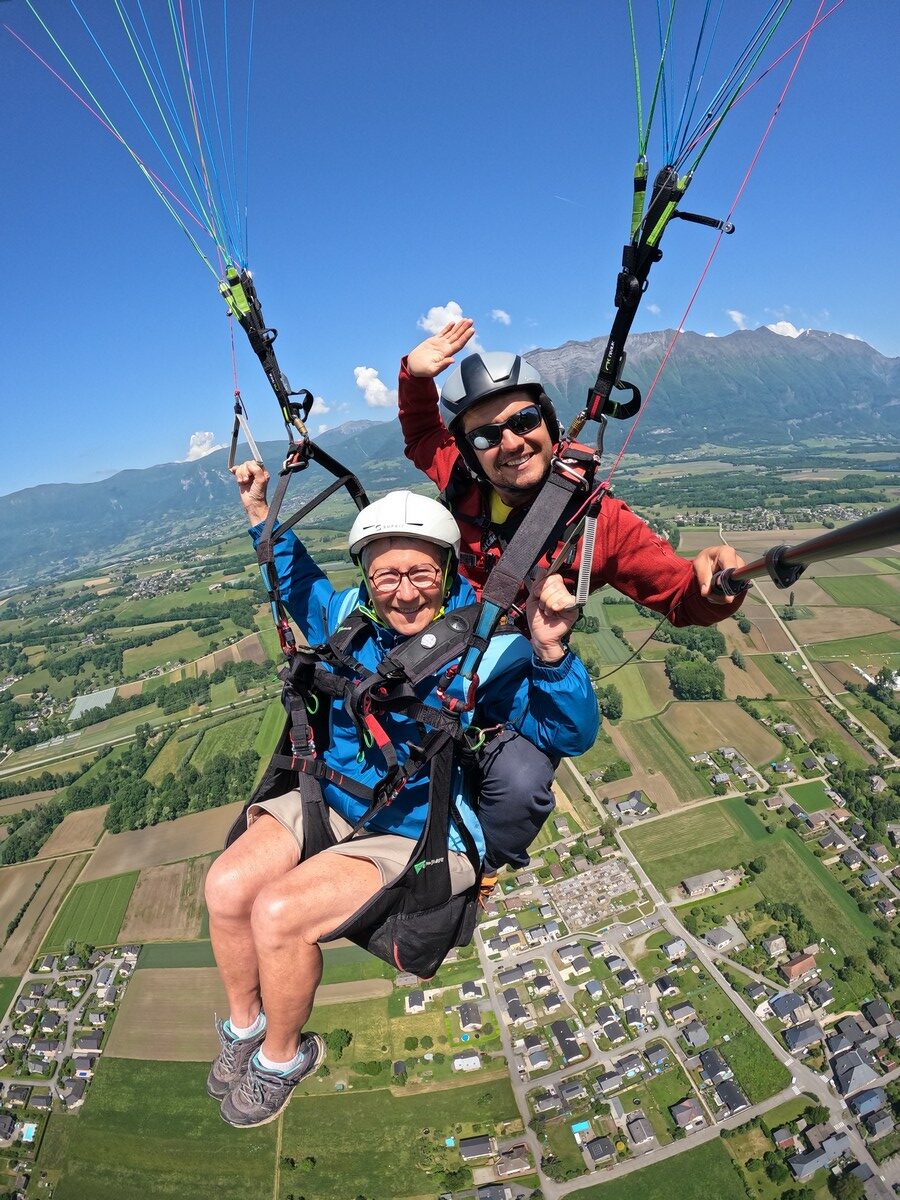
[225,598,487,978]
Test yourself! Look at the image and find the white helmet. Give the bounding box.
[348,491,461,562]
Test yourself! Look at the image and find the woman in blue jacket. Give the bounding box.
[205,463,598,1128]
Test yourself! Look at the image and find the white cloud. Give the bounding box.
[838,331,863,342]
[491,308,511,326]
[317,423,330,434]
[354,365,397,409]
[418,300,484,352]
[184,431,224,461]
[313,395,331,414]
[704,332,719,338]
[766,321,804,338]
[647,303,661,315]
[727,309,748,330]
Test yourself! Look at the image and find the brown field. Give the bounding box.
[0,791,57,819]
[636,661,676,710]
[37,805,109,859]
[720,655,773,699]
[195,632,269,677]
[80,802,243,882]
[0,855,88,975]
[107,968,392,1060]
[792,606,897,645]
[663,701,782,765]
[118,855,213,942]
[744,614,796,653]
[594,725,682,814]
[778,701,875,765]
[0,860,50,930]
[816,660,859,691]
[116,679,145,700]
[83,576,111,587]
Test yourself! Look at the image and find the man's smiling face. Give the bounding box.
[460,390,554,502]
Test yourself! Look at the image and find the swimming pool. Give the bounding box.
[21,1123,36,1143]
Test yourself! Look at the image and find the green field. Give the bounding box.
[753,655,809,698]
[279,1080,519,1199]
[817,574,900,619]
[619,717,713,803]
[41,872,139,953]
[320,943,394,984]
[806,632,900,664]
[615,663,663,719]
[40,1060,277,1199]
[254,696,286,762]
[136,941,216,969]
[0,977,19,1022]
[720,1025,791,1103]
[191,710,262,770]
[143,732,189,784]
[574,1137,744,1200]
[785,779,833,812]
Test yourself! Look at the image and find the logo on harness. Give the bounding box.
[413,856,445,875]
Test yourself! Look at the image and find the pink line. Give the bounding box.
[5,22,208,235]
[603,0,832,486]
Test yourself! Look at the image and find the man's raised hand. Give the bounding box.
[231,459,270,526]
[526,573,580,664]
[407,319,476,379]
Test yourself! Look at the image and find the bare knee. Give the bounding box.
[205,853,264,924]
[250,880,315,947]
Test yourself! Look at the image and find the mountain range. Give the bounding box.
[3,326,897,588]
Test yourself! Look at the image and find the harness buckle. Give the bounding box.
[436,664,479,713]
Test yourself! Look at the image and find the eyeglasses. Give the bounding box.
[367,564,443,595]
[464,403,544,451]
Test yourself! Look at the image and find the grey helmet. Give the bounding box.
[440,352,561,482]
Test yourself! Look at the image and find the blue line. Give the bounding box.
[222,0,242,263]
[68,0,211,235]
[673,0,725,160]
[129,0,200,185]
[669,0,713,158]
[241,0,256,263]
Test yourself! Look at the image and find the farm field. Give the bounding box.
[0,978,18,1022]
[142,731,189,783]
[136,941,216,968]
[0,859,50,932]
[594,725,683,814]
[191,709,262,769]
[106,968,393,1060]
[752,654,809,698]
[614,663,663,720]
[805,631,900,665]
[278,1081,520,1200]
[816,574,900,619]
[776,699,873,767]
[0,749,100,786]
[117,855,213,942]
[39,1059,278,1200]
[719,654,773,699]
[37,805,109,858]
[572,1137,744,1200]
[795,605,897,645]
[79,801,242,881]
[663,700,782,765]
[617,717,713,805]
[624,797,767,895]
[0,856,88,975]
[785,779,834,812]
[0,791,57,820]
[123,625,230,676]
[41,871,139,952]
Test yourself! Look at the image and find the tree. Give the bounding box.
[731,649,746,670]
[827,1175,864,1200]
[403,1036,418,1052]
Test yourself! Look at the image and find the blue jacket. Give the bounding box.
[252,524,599,858]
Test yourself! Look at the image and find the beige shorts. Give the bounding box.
[248,791,477,896]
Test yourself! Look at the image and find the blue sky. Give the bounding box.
[2,1,897,496]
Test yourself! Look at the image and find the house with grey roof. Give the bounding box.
[459,1134,494,1162]
[670,1097,705,1131]
[704,927,732,950]
[668,1001,697,1025]
[594,1069,622,1096]
[458,1003,481,1031]
[681,1020,709,1049]
[534,1090,561,1113]
[405,989,425,1014]
[833,1049,879,1095]
[459,979,483,1001]
[699,1047,731,1085]
[860,868,881,889]
[864,1109,894,1139]
[715,1079,749,1115]
[809,979,834,1009]
[661,937,687,961]
[655,974,677,997]
[627,1114,654,1145]
[586,1135,615,1163]
[616,1052,644,1078]
[770,992,811,1025]
[551,1020,581,1064]
[849,1087,887,1118]
[784,1021,824,1054]
[788,1131,850,1181]
[863,999,891,1030]
[762,934,787,957]
[497,965,525,987]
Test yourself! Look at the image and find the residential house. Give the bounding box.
[716,1079,750,1116]
[559,1079,587,1104]
[864,1109,894,1139]
[452,1051,482,1072]
[75,1032,103,1053]
[860,868,881,889]
[668,1001,697,1026]
[551,1020,581,1064]
[36,955,56,973]
[405,989,425,1014]
[72,1057,95,1078]
[863,999,892,1031]
[616,1052,644,1079]
[543,992,562,1014]
[772,1126,796,1151]
[616,968,640,990]
[459,1135,494,1162]
[645,1043,669,1072]
[699,1048,732,1086]
[670,1097,705,1131]
[788,1131,850,1181]
[704,928,732,951]
[594,1070,622,1096]
[762,935,787,958]
[459,980,483,1001]
[534,1090,561,1113]
[661,937,687,961]
[868,843,890,863]
[458,1004,481,1032]
[770,992,812,1026]
[681,1021,709,1050]
[584,980,604,1001]
[586,1136,616,1164]
[626,1114,654,1145]
[833,1049,879,1095]
[681,869,727,897]
[783,1021,824,1054]
[780,952,817,984]
[497,965,526,987]
[533,974,553,995]
[808,979,834,1009]
[655,975,678,998]
[850,1088,887,1118]
[842,849,863,870]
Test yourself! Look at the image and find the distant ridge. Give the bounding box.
[2,327,897,587]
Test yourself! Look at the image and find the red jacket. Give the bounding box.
[398,358,736,627]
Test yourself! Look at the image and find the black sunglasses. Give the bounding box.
[464,404,544,451]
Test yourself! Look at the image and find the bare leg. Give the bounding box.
[204,814,300,1028]
[250,851,382,1062]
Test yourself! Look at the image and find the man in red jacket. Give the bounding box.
[397,317,746,880]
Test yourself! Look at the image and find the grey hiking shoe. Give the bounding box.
[206,1018,267,1101]
[219,1033,325,1128]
